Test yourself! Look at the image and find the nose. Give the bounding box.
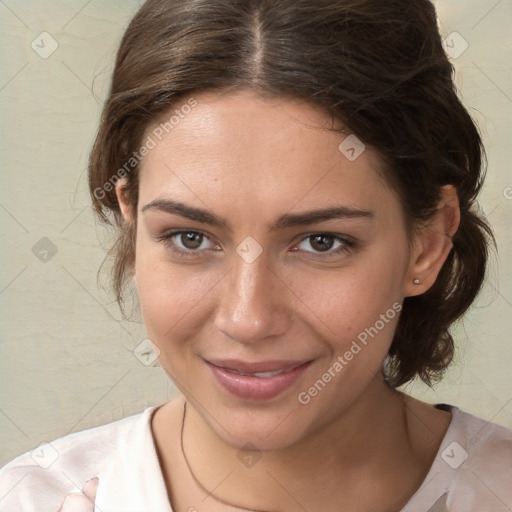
[214,253,293,345]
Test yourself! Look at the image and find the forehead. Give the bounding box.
[137,90,396,219]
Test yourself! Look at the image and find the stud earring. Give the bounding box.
[413,278,421,285]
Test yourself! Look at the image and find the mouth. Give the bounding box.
[204,358,314,401]
[227,368,294,378]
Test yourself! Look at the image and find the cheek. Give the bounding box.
[285,246,407,385]
[134,223,408,368]
[133,238,218,347]
[291,254,404,340]
[291,269,403,403]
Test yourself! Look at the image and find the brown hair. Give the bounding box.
[88,0,495,388]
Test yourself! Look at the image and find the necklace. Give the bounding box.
[180,401,277,512]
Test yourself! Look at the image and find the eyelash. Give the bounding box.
[156,230,356,259]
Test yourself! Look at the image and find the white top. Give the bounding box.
[1,403,511,512]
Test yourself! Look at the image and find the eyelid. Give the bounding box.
[157,229,356,259]
[156,229,220,256]
[291,232,355,257]
[292,231,355,246]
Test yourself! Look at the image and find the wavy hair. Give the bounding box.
[88,0,495,387]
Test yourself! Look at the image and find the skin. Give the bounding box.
[57,478,97,512]
[112,89,459,511]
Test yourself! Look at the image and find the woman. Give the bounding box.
[1,0,511,511]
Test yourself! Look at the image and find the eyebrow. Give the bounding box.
[142,199,374,231]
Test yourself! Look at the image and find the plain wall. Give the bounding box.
[0,0,511,466]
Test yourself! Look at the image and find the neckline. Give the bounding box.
[399,403,460,510]
[145,401,460,512]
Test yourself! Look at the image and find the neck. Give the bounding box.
[181,377,433,512]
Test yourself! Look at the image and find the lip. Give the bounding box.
[204,358,313,401]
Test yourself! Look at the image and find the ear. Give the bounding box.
[115,178,135,225]
[403,185,460,297]
[115,178,137,281]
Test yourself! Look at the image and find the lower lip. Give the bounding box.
[206,361,312,401]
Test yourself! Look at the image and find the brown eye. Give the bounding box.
[309,235,335,252]
[180,232,204,250]
[156,230,219,258]
[295,233,355,258]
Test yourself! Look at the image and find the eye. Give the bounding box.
[156,230,356,260]
[293,234,355,257]
[157,230,219,257]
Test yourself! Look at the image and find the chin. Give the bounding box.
[221,422,307,453]
[200,398,315,452]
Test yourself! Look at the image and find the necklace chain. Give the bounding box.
[180,401,277,512]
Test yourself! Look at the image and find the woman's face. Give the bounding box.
[125,90,417,450]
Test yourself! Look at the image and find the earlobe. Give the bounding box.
[404,185,460,297]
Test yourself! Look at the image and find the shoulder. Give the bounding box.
[402,405,512,512]
[450,406,512,466]
[447,407,512,508]
[0,407,156,512]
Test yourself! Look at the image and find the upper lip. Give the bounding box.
[205,358,312,373]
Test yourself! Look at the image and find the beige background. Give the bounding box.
[0,0,511,467]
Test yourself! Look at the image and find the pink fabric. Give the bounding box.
[1,404,511,511]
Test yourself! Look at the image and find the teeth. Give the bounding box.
[233,369,286,378]
[253,370,285,378]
